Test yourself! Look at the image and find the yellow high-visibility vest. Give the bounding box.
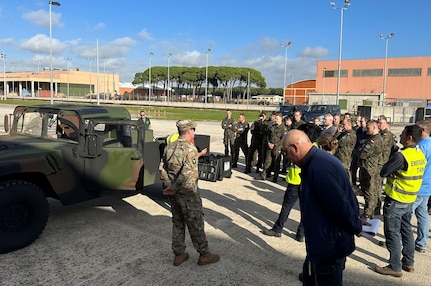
[286,164,301,185]
[385,147,427,203]
[166,132,179,144]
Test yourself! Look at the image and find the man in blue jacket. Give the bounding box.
[412,120,431,253]
[282,129,363,285]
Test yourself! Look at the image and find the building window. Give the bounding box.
[427,68,431,76]
[352,69,383,77]
[388,68,422,77]
[324,70,347,78]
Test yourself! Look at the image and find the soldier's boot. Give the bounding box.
[173,252,189,266]
[198,252,220,265]
[259,171,267,180]
[224,145,229,156]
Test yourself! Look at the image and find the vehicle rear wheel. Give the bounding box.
[0,180,49,254]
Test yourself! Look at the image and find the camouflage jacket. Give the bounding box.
[358,133,384,174]
[267,123,286,152]
[221,117,235,135]
[161,137,199,194]
[380,128,398,164]
[335,129,357,169]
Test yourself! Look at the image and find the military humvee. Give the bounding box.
[0,104,161,253]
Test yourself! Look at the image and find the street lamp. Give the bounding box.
[87,57,94,94]
[34,59,43,97]
[280,41,292,105]
[49,1,61,105]
[205,48,211,107]
[379,32,395,106]
[10,61,16,96]
[149,52,153,101]
[1,53,6,100]
[167,53,172,103]
[66,57,71,98]
[330,0,350,104]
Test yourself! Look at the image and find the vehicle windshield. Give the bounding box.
[280,106,295,113]
[307,105,327,112]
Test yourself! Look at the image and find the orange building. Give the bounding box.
[284,79,316,105]
[314,56,431,104]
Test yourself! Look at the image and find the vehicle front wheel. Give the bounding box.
[0,180,49,254]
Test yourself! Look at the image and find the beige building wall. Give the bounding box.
[0,70,119,97]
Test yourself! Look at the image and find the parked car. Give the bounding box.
[274,104,308,118]
[303,104,340,125]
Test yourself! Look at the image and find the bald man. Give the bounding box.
[282,129,363,285]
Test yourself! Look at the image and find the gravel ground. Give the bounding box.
[0,106,430,285]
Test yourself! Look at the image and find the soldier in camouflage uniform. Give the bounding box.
[221,110,235,157]
[378,116,399,164]
[358,120,384,219]
[232,113,250,168]
[245,112,266,173]
[161,120,220,266]
[335,118,357,182]
[260,112,287,182]
[375,116,399,214]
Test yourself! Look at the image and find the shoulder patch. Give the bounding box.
[187,151,196,158]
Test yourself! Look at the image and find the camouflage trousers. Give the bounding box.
[168,191,208,255]
[359,168,382,217]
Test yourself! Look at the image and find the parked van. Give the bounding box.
[256,95,283,105]
[303,104,340,125]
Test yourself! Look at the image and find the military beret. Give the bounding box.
[176,120,197,132]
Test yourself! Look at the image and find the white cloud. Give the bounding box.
[137,29,153,41]
[20,34,70,54]
[93,22,105,31]
[22,9,63,28]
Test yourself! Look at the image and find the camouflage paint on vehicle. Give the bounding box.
[0,104,161,254]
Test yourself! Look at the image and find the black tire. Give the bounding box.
[0,180,49,254]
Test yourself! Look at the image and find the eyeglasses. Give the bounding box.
[191,128,196,131]
[140,114,146,117]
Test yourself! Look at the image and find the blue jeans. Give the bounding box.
[272,184,304,236]
[383,196,415,271]
[412,195,430,249]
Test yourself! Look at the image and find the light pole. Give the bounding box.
[167,53,172,103]
[149,52,153,101]
[10,61,16,96]
[280,41,292,105]
[1,53,6,100]
[66,57,71,98]
[49,1,61,105]
[205,48,211,107]
[379,32,395,106]
[87,57,94,94]
[330,0,350,105]
[34,59,43,97]
[322,67,326,103]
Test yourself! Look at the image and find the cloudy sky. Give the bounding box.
[1,0,430,87]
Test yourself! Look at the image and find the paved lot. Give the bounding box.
[0,106,430,285]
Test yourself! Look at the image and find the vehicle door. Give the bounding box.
[84,120,160,191]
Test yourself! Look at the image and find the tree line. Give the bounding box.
[132,66,284,101]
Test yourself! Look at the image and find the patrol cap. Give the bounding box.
[176,120,197,132]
